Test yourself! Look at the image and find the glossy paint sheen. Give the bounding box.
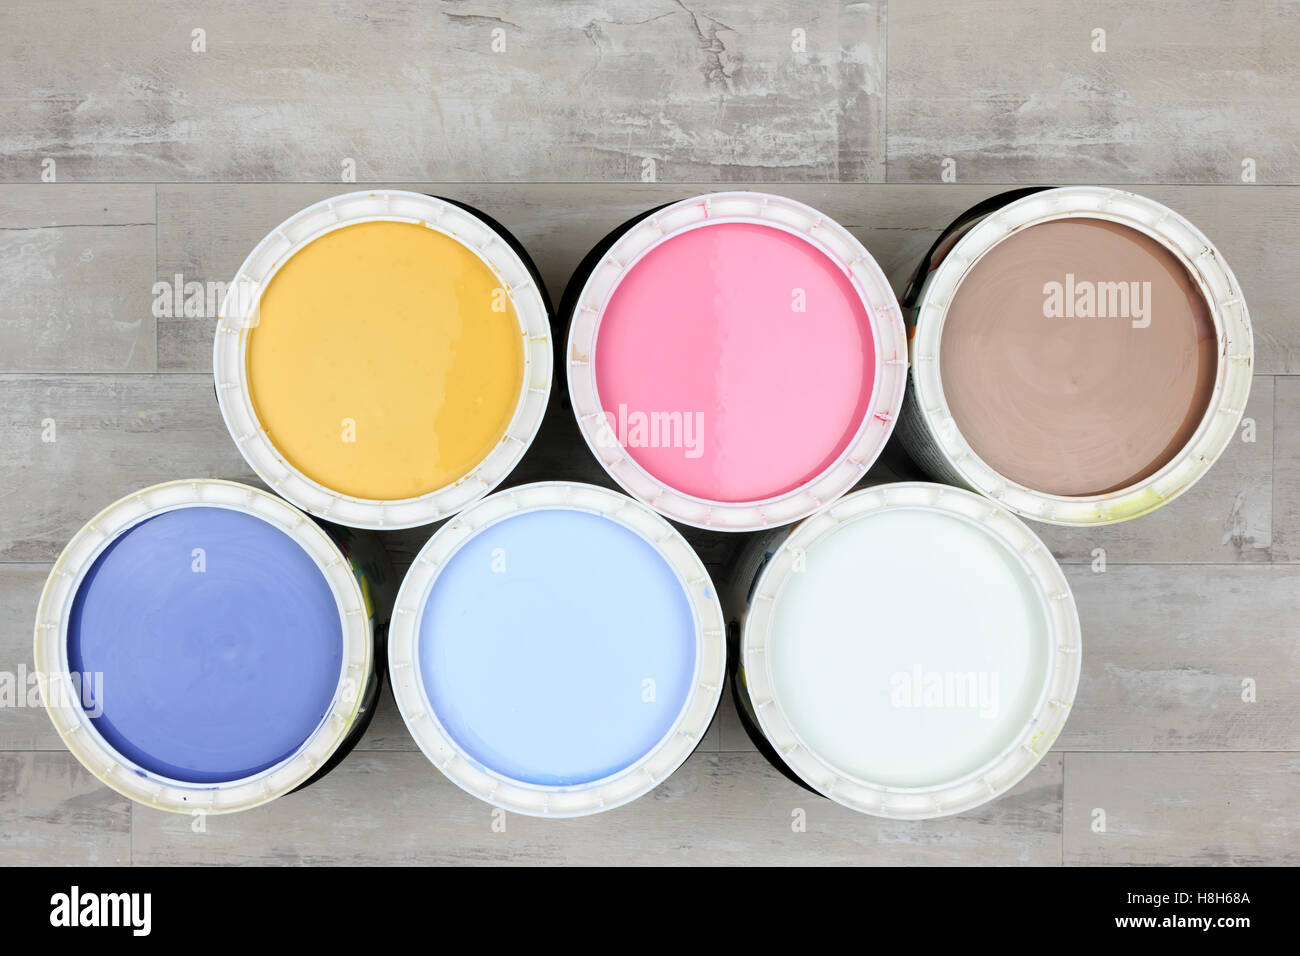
[417,508,698,787]
[246,220,525,501]
[66,507,344,784]
[593,221,876,503]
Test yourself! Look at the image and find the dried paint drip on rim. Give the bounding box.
[389,482,726,816]
[246,220,525,501]
[66,506,343,783]
[593,221,876,503]
[940,218,1219,497]
[898,187,1253,526]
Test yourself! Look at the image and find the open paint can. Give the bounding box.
[896,186,1253,525]
[33,479,393,814]
[215,190,552,530]
[564,191,907,531]
[733,482,1080,819]
[389,481,725,816]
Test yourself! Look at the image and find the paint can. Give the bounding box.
[34,479,393,814]
[896,186,1253,525]
[564,191,907,531]
[214,190,552,530]
[732,482,1080,819]
[389,481,725,816]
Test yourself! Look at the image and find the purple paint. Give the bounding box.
[66,506,343,784]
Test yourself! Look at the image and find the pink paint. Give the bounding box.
[592,221,877,503]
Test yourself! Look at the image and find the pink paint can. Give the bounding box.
[564,192,907,531]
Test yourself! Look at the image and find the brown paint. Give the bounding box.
[938,218,1219,497]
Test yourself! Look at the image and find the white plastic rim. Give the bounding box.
[909,186,1253,526]
[389,481,726,817]
[214,190,553,530]
[740,482,1081,820]
[566,191,908,532]
[33,479,372,815]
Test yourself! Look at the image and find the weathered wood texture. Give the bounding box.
[1,0,1297,865]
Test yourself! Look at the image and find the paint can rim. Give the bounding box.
[213,189,553,530]
[33,478,373,814]
[388,480,726,818]
[566,190,908,532]
[740,481,1082,820]
[908,185,1254,526]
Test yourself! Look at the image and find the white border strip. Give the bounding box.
[741,482,1081,820]
[911,186,1253,525]
[389,481,725,817]
[33,479,372,815]
[566,191,907,532]
[214,190,553,530]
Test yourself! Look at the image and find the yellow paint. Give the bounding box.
[245,220,525,500]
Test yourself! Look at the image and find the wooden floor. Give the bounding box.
[2,1,1298,866]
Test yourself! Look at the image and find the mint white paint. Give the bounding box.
[741,483,1081,819]
[768,507,1050,788]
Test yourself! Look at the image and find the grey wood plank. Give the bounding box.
[0,184,155,372]
[0,1,883,185]
[1035,376,1273,564]
[0,752,131,865]
[0,185,154,229]
[0,373,256,562]
[0,566,61,751]
[834,1,888,180]
[1268,375,1300,561]
[156,182,998,372]
[156,183,1300,375]
[1060,564,1300,752]
[887,0,1300,184]
[1063,752,1300,865]
[1138,186,1300,375]
[130,750,1062,865]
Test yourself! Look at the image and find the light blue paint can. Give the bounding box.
[389,482,725,817]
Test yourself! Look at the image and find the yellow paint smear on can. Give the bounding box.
[246,220,525,501]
